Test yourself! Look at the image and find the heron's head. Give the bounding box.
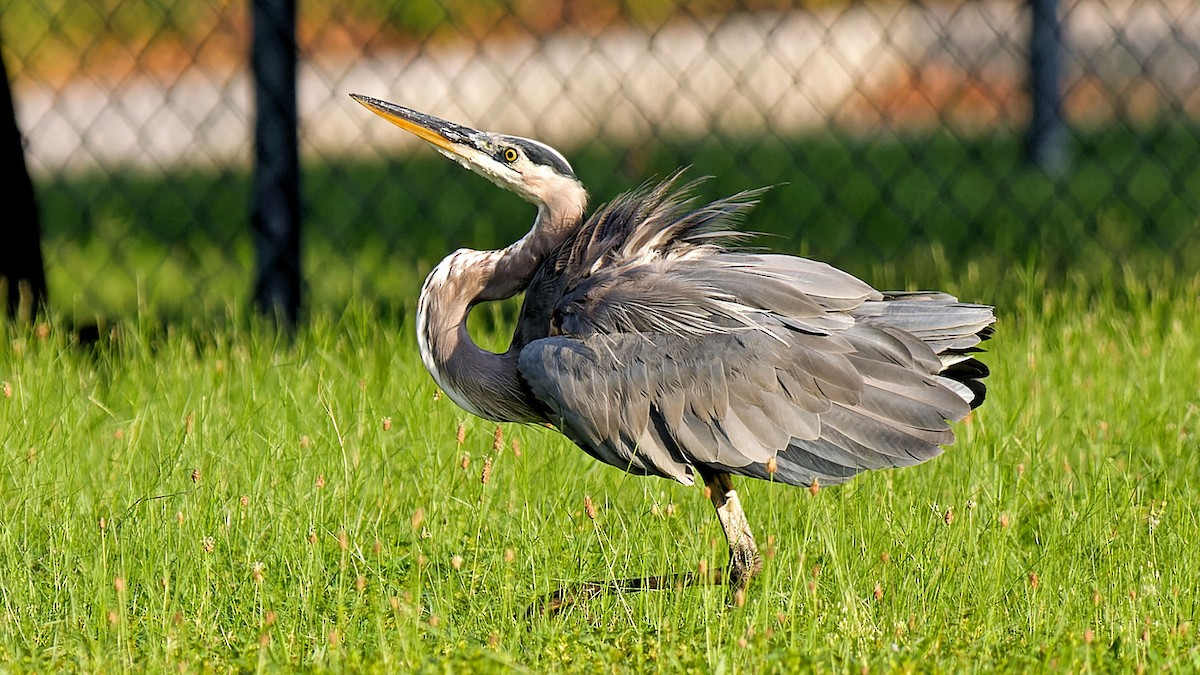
[351,94,585,215]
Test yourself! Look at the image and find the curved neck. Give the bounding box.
[416,192,584,423]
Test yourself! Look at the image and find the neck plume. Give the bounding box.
[416,184,585,423]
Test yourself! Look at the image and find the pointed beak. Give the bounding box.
[350,94,483,157]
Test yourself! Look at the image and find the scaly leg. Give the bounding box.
[702,471,762,593]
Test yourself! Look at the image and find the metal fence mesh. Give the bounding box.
[5,0,1199,318]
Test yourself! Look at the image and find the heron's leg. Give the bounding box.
[702,471,762,592]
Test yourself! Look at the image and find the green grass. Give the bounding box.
[1,272,1198,671]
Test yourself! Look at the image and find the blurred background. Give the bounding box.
[3,0,1198,322]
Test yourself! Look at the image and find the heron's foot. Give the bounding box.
[726,546,763,606]
[526,571,724,618]
[526,582,606,618]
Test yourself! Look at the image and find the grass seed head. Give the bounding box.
[2,382,11,398]
[202,536,215,553]
[1084,628,1094,644]
[665,503,677,517]
[504,548,515,564]
[944,507,954,525]
[299,435,311,449]
[316,474,326,489]
[307,530,318,545]
[481,456,493,485]
[428,614,440,627]
[584,495,597,520]
[99,517,107,531]
[511,437,521,456]
[411,508,425,530]
[493,426,503,452]
[175,511,184,525]
[460,453,470,470]
[185,412,194,435]
[355,575,366,592]
[456,422,466,445]
[451,554,463,570]
[338,529,349,550]
[190,468,201,484]
[873,582,883,601]
[809,477,820,496]
[239,495,249,508]
[114,576,127,593]
[1029,571,1039,590]
[1000,513,1011,529]
[107,610,120,625]
[734,589,746,608]
[880,551,891,564]
[766,456,777,474]
[382,416,392,431]
[433,390,442,401]
[966,499,977,510]
[251,562,264,583]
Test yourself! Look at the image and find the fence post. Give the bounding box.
[1026,0,1068,175]
[250,0,302,326]
[0,43,48,320]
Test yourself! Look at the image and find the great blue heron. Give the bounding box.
[352,93,995,600]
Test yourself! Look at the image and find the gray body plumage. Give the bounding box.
[513,176,993,488]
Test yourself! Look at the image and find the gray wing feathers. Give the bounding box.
[519,176,994,488]
[855,295,995,353]
[519,328,969,488]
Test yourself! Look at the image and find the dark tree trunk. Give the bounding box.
[0,38,48,320]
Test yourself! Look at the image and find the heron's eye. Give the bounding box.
[501,147,519,164]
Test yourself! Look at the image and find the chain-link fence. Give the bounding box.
[4,0,1199,319]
